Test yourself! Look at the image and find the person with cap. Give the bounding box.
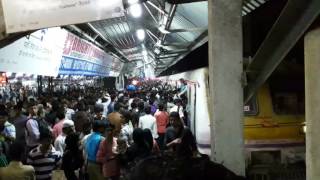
[54,119,75,154]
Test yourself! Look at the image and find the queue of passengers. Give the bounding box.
[0,80,245,180]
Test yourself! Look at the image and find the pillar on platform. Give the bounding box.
[208,0,245,176]
[305,27,320,180]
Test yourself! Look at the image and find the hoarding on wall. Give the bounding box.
[0,27,68,76]
[1,0,124,33]
[59,32,123,77]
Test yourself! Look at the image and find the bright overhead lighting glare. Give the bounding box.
[130,4,142,18]
[136,29,145,40]
[142,50,148,56]
[159,26,170,34]
[154,48,160,54]
[128,0,139,4]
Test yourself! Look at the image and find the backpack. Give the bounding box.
[37,118,51,137]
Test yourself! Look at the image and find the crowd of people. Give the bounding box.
[0,79,245,180]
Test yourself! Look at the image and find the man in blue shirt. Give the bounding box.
[85,120,107,180]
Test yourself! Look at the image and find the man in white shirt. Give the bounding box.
[169,99,184,120]
[138,105,158,139]
[101,97,110,118]
[54,120,75,154]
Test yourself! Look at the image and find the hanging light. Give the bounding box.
[136,29,145,40]
[129,4,142,18]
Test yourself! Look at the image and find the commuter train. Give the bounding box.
[159,67,305,166]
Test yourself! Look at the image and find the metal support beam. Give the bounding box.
[159,30,208,74]
[87,23,129,62]
[143,2,158,25]
[161,4,177,42]
[146,1,168,15]
[244,0,320,103]
[167,0,206,4]
[167,27,207,33]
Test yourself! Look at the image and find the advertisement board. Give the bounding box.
[59,32,123,77]
[0,27,67,76]
[1,0,124,33]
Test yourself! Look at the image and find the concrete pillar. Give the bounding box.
[305,28,320,180]
[208,0,245,176]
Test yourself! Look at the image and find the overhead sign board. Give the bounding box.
[0,28,68,76]
[59,32,123,77]
[1,0,124,33]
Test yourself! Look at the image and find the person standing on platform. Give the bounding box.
[154,103,169,150]
[54,119,75,154]
[52,110,66,139]
[27,131,62,180]
[84,120,107,180]
[138,105,158,139]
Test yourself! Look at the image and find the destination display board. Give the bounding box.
[0,27,67,76]
[59,32,123,77]
[1,0,124,33]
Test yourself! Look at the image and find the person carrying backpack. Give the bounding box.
[25,103,50,153]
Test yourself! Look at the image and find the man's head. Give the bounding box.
[92,120,107,134]
[120,110,131,124]
[144,105,151,115]
[111,94,117,102]
[169,112,183,132]
[138,101,145,112]
[131,102,137,109]
[180,78,187,85]
[94,104,104,119]
[158,103,164,111]
[56,109,65,121]
[62,119,75,135]
[174,99,182,106]
[28,103,38,116]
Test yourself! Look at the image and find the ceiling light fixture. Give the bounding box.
[142,50,148,56]
[128,0,139,4]
[136,29,145,40]
[130,4,142,18]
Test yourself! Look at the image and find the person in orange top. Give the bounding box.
[154,103,169,150]
[96,124,120,180]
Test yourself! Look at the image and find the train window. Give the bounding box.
[271,92,305,115]
[244,95,259,116]
[269,79,305,115]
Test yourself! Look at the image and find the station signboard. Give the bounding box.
[0,27,67,76]
[59,32,123,77]
[1,0,124,33]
